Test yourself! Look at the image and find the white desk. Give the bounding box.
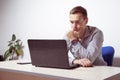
[0,60,120,80]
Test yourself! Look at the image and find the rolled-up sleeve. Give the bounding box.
[68,50,75,66]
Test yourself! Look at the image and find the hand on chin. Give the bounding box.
[73,30,79,38]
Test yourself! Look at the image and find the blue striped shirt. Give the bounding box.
[65,26,107,66]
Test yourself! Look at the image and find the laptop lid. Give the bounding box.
[28,39,75,69]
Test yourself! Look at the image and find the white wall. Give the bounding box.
[0,0,120,66]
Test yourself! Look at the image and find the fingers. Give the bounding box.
[73,31,79,38]
[73,58,93,67]
[67,30,77,41]
[67,30,79,41]
[80,59,93,67]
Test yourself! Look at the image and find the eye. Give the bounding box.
[70,21,73,24]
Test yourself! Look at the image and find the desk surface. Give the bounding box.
[0,60,120,80]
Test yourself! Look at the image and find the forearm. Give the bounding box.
[71,41,102,63]
[68,43,93,67]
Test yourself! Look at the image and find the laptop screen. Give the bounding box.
[28,39,71,69]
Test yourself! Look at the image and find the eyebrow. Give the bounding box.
[70,20,83,24]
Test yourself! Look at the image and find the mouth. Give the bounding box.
[73,29,79,32]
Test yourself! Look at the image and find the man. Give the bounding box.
[65,6,107,67]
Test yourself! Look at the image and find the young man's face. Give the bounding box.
[69,13,88,34]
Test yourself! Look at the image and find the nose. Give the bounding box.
[72,22,77,30]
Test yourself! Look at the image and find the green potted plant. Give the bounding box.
[4,34,24,60]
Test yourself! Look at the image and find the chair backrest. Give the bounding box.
[102,46,115,66]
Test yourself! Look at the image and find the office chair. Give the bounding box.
[102,46,115,66]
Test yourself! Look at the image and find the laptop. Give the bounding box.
[28,39,79,69]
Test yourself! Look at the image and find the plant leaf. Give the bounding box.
[4,50,12,60]
[16,39,21,43]
[15,44,20,49]
[20,42,23,48]
[15,45,22,56]
[15,49,22,56]
[8,42,13,46]
[12,34,16,41]
[9,46,14,53]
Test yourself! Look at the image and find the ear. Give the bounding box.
[85,17,88,24]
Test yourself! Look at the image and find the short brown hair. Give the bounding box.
[70,6,87,19]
